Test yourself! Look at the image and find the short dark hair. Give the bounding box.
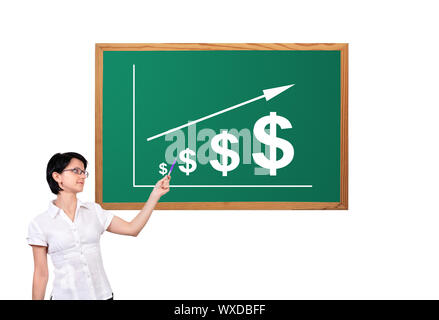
[46,152,88,194]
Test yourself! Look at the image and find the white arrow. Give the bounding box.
[146,84,294,142]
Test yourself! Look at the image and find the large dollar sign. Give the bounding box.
[178,148,197,176]
[252,112,294,176]
[210,130,240,176]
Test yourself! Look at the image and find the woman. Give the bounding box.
[26,152,171,300]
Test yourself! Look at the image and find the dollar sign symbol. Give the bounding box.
[210,130,240,176]
[252,112,294,176]
[178,148,197,176]
[158,162,168,176]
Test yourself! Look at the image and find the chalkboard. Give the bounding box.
[95,43,348,210]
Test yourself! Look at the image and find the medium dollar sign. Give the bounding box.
[158,162,168,176]
[210,130,240,176]
[178,148,197,176]
[252,112,294,176]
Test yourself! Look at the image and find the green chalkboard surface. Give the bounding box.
[95,43,348,210]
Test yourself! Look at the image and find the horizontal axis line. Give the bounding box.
[133,185,313,188]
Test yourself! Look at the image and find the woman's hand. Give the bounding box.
[150,175,171,199]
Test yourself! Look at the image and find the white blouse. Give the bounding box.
[26,199,114,300]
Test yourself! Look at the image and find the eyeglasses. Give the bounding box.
[62,167,89,178]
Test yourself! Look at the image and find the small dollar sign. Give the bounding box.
[158,162,168,176]
[179,148,197,176]
[252,112,294,176]
[210,130,240,176]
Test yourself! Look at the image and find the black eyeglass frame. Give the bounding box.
[62,168,89,178]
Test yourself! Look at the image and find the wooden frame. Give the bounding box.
[95,43,348,210]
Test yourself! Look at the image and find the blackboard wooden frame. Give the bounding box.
[95,43,348,210]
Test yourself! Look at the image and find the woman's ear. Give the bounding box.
[52,172,61,184]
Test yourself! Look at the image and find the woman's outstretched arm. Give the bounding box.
[31,245,49,300]
[107,175,171,237]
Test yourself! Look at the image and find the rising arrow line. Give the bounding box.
[146,84,295,142]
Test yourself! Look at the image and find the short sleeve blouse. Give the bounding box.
[26,199,114,300]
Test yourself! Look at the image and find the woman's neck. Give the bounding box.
[54,192,78,215]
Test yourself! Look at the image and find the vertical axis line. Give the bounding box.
[133,64,136,187]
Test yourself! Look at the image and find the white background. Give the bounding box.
[1,0,438,300]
